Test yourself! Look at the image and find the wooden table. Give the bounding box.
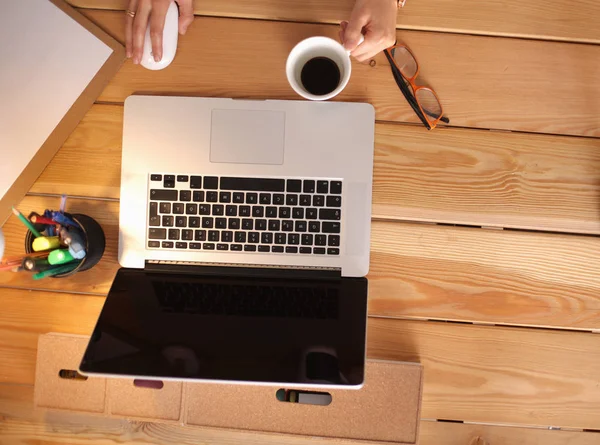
[1,0,600,443]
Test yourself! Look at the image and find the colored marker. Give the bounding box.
[30,214,57,225]
[32,236,60,252]
[22,257,50,272]
[51,211,77,227]
[48,249,75,265]
[68,242,87,259]
[32,262,78,280]
[12,207,42,238]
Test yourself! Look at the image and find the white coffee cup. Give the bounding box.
[286,36,359,101]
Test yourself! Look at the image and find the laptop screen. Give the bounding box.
[79,268,368,387]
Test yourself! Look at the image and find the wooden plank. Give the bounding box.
[66,0,600,44]
[2,196,600,330]
[3,384,599,445]
[81,10,600,137]
[1,298,600,428]
[30,103,600,234]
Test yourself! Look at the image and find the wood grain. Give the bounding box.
[66,0,600,43]
[33,104,600,233]
[2,196,600,330]
[3,384,599,445]
[1,297,600,428]
[80,10,600,137]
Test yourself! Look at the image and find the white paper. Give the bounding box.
[0,0,113,198]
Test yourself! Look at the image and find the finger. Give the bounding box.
[176,0,194,34]
[132,0,152,64]
[343,8,367,51]
[125,0,139,58]
[149,1,169,62]
[339,20,348,44]
[351,38,379,62]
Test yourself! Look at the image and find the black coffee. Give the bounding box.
[300,57,341,96]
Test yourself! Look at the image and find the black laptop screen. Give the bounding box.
[79,268,368,386]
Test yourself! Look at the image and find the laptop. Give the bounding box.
[79,96,375,388]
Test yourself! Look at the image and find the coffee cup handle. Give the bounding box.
[346,34,365,55]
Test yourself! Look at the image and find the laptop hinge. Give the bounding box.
[145,260,342,280]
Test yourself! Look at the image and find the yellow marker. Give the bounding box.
[32,236,60,252]
[48,249,75,265]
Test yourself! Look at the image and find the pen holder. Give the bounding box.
[24,213,105,278]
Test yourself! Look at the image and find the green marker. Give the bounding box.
[32,262,78,280]
[48,249,75,265]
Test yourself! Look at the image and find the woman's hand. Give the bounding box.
[340,0,398,62]
[126,0,194,64]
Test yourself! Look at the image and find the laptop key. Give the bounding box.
[256,219,267,231]
[279,207,291,218]
[231,244,243,251]
[244,245,257,252]
[168,229,180,240]
[229,218,241,230]
[303,180,315,193]
[314,247,326,255]
[162,241,174,248]
[235,231,247,243]
[300,247,312,254]
[208,230,220,242]
[286,246,298,253]
[286,179,302,193]
[246,193,258,204]
[177,175,189,182]
[258,245,270,252]
[239,206,251,217]
[252,206,264,217]
[182,229,193,241]
[179,190,191,202]
[248,232,260,243]
[195,230,206,241]
[327,248,340,255]
[269,220,280,231]
[266,206,277,218]
[176,242,188,249]
[190,176,202,189]
[164,176,175,188]
[220,177,285,192]
[306,208,318,219]
[149,215,160,227]
[217,244,229,251]
[206,191,218,202]
[326,195,342,207]
[185,204,197,215]
[193,191,205,202]
[259,193,271,204]
[288,234,300,245]
[242,219,253,230]
[233,192,244,203]
[203,243,216,250]
[302,234,313,245]
[330,181,342,194]
[162,216,174,227]
[313,195,325,207]
[173,203,184,214]
[176,216,187,227]
[328,235,340,246]
[300,195,311,206]
[322,222,341,233]
[148,241,160,248]
[272,246,284,253]
[159,202,171,213]
[273,193,285,205]
[202,217,214,228]
[189,217,200,228]
[295,221,307,232]
[261,233,273,244]
[220,192,231,203]
[293,208,304,219]
[309,222,320,233]
[215,218,227,229]
[204,176,219,189]
[150,174,162,181]
[212,204,224,216]
[150,201,158,216]
[317,181,328,194]
[226,205,237,216]
[189,242,202,249]
[275,233,286,244]
[222,231,233,243]
[199,204,211,215]
[150,189,177,201]
[286,194,298,206]
[282,220,294,231]
[148,230,165,241]
[315,234,327,246]
[319,208,341,220]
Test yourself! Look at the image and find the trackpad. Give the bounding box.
[210,109,285,165]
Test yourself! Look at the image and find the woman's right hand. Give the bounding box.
[126,0,194,64]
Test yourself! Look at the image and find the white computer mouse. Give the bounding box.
[141,1,179,70]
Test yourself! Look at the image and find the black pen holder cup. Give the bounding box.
[24,213,105,278]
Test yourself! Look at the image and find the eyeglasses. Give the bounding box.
[384,43,449,130]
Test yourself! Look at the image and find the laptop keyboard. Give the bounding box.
[147,174,342,255]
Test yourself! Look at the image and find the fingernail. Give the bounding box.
[154,54,161,62]
[133,56,139,64]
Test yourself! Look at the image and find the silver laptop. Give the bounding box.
[79,96,375,388]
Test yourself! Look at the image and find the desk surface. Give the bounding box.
[1,1,600,444]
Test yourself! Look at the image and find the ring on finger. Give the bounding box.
[126,9,136,18]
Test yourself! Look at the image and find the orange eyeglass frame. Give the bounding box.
[384,44,449,130]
